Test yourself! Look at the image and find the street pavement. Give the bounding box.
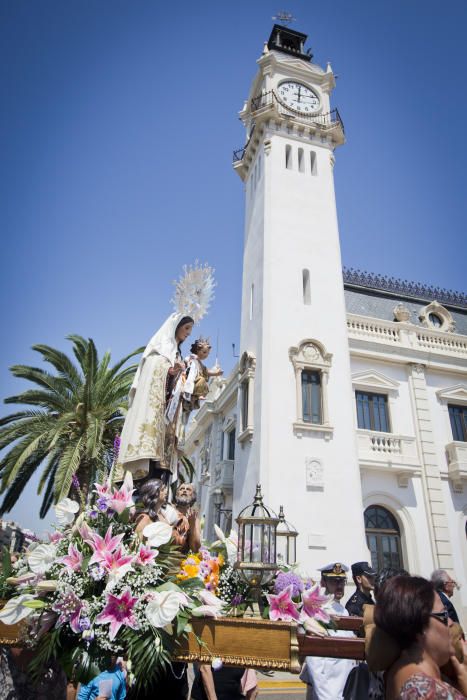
[256,672,307,698]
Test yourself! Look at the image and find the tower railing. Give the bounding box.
[233,90,344,163]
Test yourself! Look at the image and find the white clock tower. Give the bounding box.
[233,25,368,572]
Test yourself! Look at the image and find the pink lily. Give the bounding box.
[94,479,111,498]
[95,587,139,640]
[101,546,134,574]
[77,521,94,543]
[135,544,156,567]
[88,526,124,566]
[266,585,300,622]
[60,543,84,572]
[48,531,64,544]
[107,485,134,515]
[52,590,84,634]
[301,584,333,624]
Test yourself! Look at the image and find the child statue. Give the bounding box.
[182,338,223,413]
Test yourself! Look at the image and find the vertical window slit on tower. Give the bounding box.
[298,148,305,173]
[302,269,311,305]
[310,151,317,175]
[285,144,292,169]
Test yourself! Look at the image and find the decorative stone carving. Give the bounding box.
[411,363,426,376]
[419,301,455,333]
[393,304,411,323]
[303,344,320,362]
[305,458,324,489]
[289,339,332,369]
[239,351,256,375]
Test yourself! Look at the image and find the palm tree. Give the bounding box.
[0,335,142,518]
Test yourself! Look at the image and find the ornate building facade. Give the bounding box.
[184,25,467,623]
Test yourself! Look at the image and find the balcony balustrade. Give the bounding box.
[357,429,419,486]
[347,314,467,361]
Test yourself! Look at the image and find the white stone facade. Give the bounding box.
[184,29,467,625]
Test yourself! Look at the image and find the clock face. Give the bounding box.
[277,81,320,114]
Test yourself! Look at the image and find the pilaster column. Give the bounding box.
[408,363,453,570]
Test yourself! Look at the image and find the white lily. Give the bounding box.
[104,563,135,592]
[302,615,329,637]
[36,580,58,592]
[142,521,172,549]
[145,591,181,628]
[192,589,224,618]
[54,498,80,526]
[212,524,238,564]
[27,543,57,574]
[5,573,36,587]
[0,594,36,625]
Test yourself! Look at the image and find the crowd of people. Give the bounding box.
[298,560,466,700]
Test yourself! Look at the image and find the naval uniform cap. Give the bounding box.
[351,561,377,578]
[318,562,349,578]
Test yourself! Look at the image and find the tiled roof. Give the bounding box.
[344,287,467,336]
[343,268,467,309]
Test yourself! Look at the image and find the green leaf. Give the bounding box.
[155,581,184,593]
[1,545,13,577]
[22,599,47,609]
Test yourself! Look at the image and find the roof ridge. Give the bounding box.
[342,267,467,310]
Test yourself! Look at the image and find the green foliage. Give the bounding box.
[0,336,143,517]
[28,627,62,682]
[120,626,174,690]
[0,545,14,598]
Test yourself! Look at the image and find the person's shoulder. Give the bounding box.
[345,591,361,612]
[398,672,447,698]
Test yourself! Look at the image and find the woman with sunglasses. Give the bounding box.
[374,575,467,699]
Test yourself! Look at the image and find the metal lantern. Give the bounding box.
[276,505,298,567]
[235,484,279,600]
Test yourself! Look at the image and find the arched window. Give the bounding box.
[364,505,403,572]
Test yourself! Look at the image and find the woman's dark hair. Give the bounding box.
[374,567,409,599]
[374,575,435,649]
[137,478,163,520]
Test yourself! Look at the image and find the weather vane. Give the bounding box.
[272,11,296,26]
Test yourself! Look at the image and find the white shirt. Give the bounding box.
[300,599,356,700]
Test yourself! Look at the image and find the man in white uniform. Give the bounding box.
[300,562,356,700]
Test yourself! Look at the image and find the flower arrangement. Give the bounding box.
[177,547,224,592]
[0,474,207,690]
[266,575,335,636]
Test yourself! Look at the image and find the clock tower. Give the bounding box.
[233,25,369,571]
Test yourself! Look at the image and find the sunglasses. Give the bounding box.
[429,609,449,626]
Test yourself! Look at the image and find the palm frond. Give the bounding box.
[0,458,43,514]
[107,347,144,379]
[31,344,82,390]
[40,463,59,518]
[2,433,48,487]
[4,389,70,411]
[54,437,84,502]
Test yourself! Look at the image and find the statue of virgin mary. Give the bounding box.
[114,263,215,484]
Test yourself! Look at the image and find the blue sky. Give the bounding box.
[1,0,466,532]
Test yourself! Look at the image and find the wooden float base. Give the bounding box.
[1,606,365,673]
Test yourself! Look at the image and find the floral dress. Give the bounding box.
[398,673,466,699]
